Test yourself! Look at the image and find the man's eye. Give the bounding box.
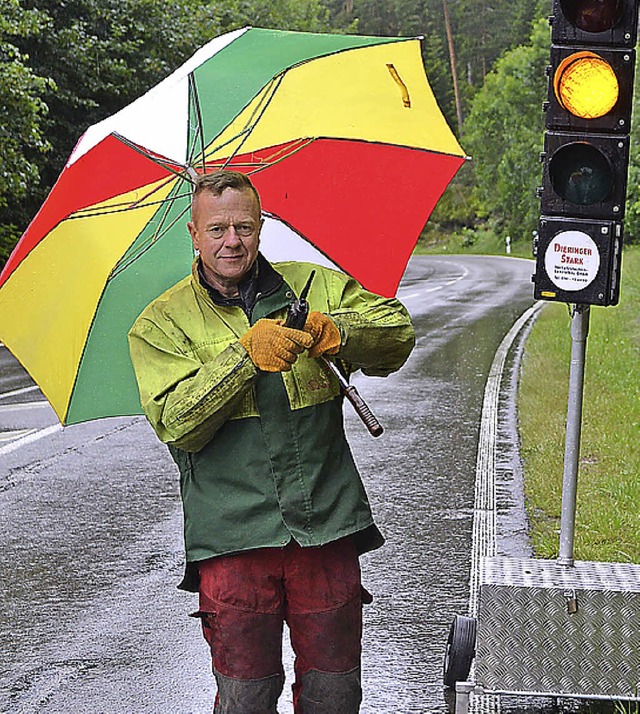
[236,224,254,236]
[208,226,226,238]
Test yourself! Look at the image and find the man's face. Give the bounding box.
[188,187,262,297]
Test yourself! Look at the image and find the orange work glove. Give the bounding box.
[239,319,314,372]
[303,311,341,359]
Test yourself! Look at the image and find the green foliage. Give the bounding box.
[0,0,339,267]
[461,18,549,243]
[0,0,51,214]
[621,53,640,244]
[451,0,549,108]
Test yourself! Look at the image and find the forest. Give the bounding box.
[2,0,640,265]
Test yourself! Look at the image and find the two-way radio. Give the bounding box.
[285,271,383,438]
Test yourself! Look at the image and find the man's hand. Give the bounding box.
[303,312,341,359]
[240,319,314,372]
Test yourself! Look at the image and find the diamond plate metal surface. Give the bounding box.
[476,556,640,699]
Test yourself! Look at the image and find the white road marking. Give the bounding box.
[0,423,63,457]
[398,263,469,299]
[0,428,37,442]
[0,385,41,401]
[0,400,50,413]
[471,301,545,612]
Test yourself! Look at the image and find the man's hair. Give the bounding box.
[191,170,261,214]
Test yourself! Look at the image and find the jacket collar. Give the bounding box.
[194,252,284,315]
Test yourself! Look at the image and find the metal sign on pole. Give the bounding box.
[443,1,640,709]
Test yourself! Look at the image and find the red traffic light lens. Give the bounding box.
[549,142,613,205]
[560,0,624,33]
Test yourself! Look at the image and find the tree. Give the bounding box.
[1,0,340,267]
[451,0,549,115]
[0,0,51,260]
[461,18,549,242]
[442,0,462,131]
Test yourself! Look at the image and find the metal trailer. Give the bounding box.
[445,305,640,712]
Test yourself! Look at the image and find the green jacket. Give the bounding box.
[128,256,414,590]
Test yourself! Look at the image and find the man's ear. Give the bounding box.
[187,221,198,251]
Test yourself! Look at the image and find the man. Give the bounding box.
[128,170,415,713]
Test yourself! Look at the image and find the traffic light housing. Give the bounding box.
[534,0,639,306]
[539,131,629,219]
[551,0,638,47]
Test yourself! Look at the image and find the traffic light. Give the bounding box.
[534,0,639,306]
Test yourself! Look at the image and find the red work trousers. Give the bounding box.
[196,537,364,713]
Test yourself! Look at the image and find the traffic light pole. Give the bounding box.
[557,303,590,567]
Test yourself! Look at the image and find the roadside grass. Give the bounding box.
[614,702,640,714]
[518,245,640,562]
[416,227,534,259]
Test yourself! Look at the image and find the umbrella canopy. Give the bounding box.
[0,26,465,426]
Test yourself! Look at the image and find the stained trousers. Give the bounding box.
[196,537,364,713]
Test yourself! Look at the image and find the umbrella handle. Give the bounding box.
[342,384,384,438]
[321,357,383,438]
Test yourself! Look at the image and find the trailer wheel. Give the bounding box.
[443,614,476,688]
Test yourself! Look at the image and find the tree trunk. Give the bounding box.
[442,0,463,132]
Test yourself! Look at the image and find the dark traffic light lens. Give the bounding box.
[560,0,624,33]
[549,142,613,204]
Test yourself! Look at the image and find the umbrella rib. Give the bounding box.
[112,132,196,185]
[70,176,182,219]
[244,138,315,175]
[202,126,253,160]
[188,73,207,173]
[203,73,286,167]
[127,175,184,210]
[110,201,192,279]
[68,186,191,221]
[224,74,284,164]
[200,137,314,175]
[111,179,193,277]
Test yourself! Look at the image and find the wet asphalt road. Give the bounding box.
[1,254,538,714]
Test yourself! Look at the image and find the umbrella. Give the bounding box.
[0,26,465,426]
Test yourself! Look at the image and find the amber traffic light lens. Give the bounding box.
[554,51,619,118]
[549,142,613,205]
[560,0,623,33]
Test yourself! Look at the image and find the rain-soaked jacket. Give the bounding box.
[128,255,415,590]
